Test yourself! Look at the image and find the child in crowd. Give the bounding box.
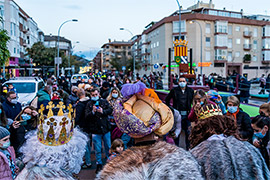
[251,115,270,167]
[107,139,124,162]
[0,126,18,180]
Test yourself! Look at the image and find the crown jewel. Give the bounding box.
[37,102,75,146]
[173,39,188,47]
[197,104,223,119]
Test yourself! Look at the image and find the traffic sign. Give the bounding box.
[54,57,62,64]
[153,63,159,69]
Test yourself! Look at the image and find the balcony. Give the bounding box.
[243,31,252,38]
[243,44,252,51]
[243,54,251,63]
[215,56,227,62]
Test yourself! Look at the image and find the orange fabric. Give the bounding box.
[144,89,162,104]
[226,108,239,120]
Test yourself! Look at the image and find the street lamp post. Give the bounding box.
[57,19,78,78]
[190,20,203,77]
[120,28,135,80]
[176,0,181,40]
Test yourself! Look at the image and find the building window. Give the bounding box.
[263,26,270,37]
[10,22,13,36]
[0,5,4,17]
[205,51,211,61]
[206,23,211,34]
[157,53,159,59]
[156,41,159,47]
[235,51,240,57]
[215,21,228,33]
[253,28,258,37]
[228,52,232,61]
[173,21,186,33]
[14,48,16,54]
[209,10,218,16]
[263,39,270,49]
[235,26,240,32]
[253,40,258,50]
[236,38,241,44]
[263,51,270,61]
[228,38,232,48]
[228,25,232,35]
[215,35,227,47]
[206,37,211,47]
[215,49,227,60]
[252,55,257,61]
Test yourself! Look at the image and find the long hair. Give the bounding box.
[0,103,7,126]
[189,115,241,149]
[107,87,122,103]
[15,106,39,128]
[192,89,207,106]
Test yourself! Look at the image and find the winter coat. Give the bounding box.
[239,79,250,98]
[75,97,90,132]
[37,89,51,108]
[191,135,270,180]
[3,101,22,121]
[227,110,253,140]
[96,141,204,180]
[85,99,112,134]
[165,86,194,112]
[0,146,17,180]
[67,92,78,107]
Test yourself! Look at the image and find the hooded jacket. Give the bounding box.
[37,89,51,108]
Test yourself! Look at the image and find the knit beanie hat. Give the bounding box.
[0,126,10,140]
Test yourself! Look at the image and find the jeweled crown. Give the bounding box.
[197,104,223,119]
[173,39,188,47]
[37,101,75,146]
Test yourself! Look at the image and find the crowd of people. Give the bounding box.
[0,72,270,179]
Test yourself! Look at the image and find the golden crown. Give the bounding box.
[173,39,188,47]
[37,101,75,146]
[197,104,223,120]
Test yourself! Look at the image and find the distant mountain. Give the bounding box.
[73,48,101,60]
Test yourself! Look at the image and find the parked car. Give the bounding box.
[3,77,45,107]
[71,74,89,85]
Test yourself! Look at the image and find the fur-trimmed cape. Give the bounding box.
[96,141,204,180]
[190,136,270,180]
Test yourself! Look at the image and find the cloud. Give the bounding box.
[64,5,82,10]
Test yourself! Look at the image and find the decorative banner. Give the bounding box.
[173,39,188,65]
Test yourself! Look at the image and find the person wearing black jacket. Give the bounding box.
[165,76,194,149]
[239,76,251,104]
[75,88,92,168]
[226,95,253,140]
[85,87,112,173]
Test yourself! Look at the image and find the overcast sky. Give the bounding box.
[15,0,269,54]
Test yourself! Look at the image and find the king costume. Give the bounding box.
[15,101,88,180]
[96,82,204,180]
[190,104,270,180]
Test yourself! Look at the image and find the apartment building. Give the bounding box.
[101,40,132,71]
[44,35,72,56]
[0,0,43,76]
[134,0,270,79]
[93,50,103,72]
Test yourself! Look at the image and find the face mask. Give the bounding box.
[21,113,31,121]
[228,106,238,113]
[254,131,266,139]
[91,96,99,101]
[200,101,204,106]
[179,82,186,88]
[1,141,10,149]
[112,93,118,98]
[3,90,7,94]
[10,99,17,104]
